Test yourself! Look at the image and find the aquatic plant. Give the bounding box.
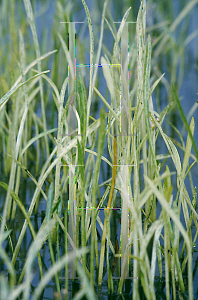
[0,0,198,299]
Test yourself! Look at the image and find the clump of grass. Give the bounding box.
[0,0,198,299]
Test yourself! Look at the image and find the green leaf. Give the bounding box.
[0,71,50,110]
[172,85,198,166]
[46,183,54,222]
[20,128,57,156]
